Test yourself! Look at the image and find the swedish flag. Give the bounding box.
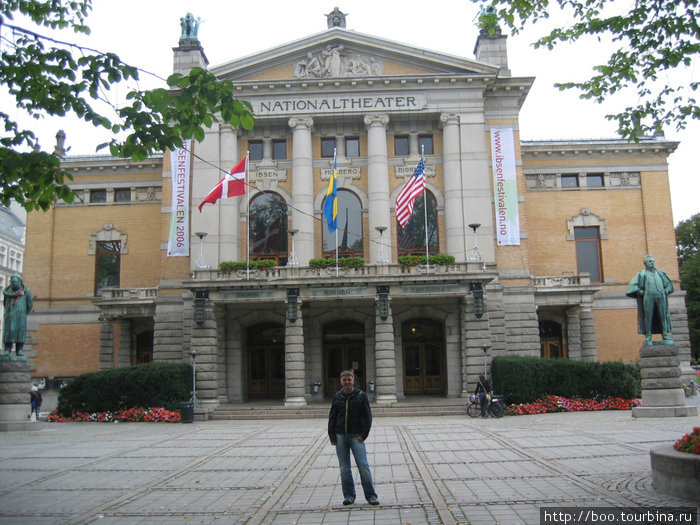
[323,152,338,233]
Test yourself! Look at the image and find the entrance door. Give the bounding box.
[323,321,365,397]
[247,323,285,398]
[402,319,444,394]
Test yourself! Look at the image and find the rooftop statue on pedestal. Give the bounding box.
[180,12,201,40]
[626,255,674,345]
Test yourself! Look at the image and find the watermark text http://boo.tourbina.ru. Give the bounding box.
[540,507,697,524]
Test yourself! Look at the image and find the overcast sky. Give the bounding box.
[4,0,698,224]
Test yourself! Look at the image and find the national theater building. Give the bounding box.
[23,10,692,412]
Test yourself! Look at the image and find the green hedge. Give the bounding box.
[55,361,192,416]
[491,355,641,405]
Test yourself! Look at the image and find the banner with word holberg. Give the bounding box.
[490,128,520,246]
[167,140,191,257]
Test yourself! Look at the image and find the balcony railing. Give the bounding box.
[191,261,491,283]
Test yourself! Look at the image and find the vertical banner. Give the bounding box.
[167,140,191,257]
[490,128,520,246]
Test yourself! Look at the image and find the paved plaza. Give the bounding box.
[0,400,698,525]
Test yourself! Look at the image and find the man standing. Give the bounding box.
[626,254,674,344]
[3,274,33,357]
[328,370,379,506]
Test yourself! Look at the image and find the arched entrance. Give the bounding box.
[247,323,285,398]
[402,319,444,395]
[323,321,365,397]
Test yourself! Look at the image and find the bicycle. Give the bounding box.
[467,394,504,418]
[683,378,700,397]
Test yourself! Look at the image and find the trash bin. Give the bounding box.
[180,402,194,423]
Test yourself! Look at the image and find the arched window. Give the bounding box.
[249,192,288,265]
[397,191,438,256]
[322,189,363,258]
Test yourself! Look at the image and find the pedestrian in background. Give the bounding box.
[474,374,491,418]
[328,370,379,506]
[30,385,42,422]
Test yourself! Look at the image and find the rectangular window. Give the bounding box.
[586,173,604,187]
[272,140,286,160]
[0,245,6,267]
[95,240,121,296]
[395,135,409,156]
[90,189,107,203]
[575,226,603,283]
[114,188,131,202]
[249,141,263,161]
[346,137,360,157]
[321,138,335,158]
[561,174,579,188]
[419,135,434,155]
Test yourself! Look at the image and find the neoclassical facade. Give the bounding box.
[23,12,691,412]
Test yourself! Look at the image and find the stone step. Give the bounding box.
[209,399,468,420]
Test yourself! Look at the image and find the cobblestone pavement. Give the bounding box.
[0,400,698,525]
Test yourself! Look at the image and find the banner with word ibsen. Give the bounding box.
[490,128,520,246]
[167,140,191,257]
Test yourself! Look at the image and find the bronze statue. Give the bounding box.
[3,274,33,357]
[626,255,673,344]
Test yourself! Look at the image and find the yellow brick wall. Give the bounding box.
[34,323,101,377]
[594,309,641,363]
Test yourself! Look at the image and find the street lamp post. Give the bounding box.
[195,232,208,269]
[375,226,388,264]
[468,223,482,261]
[287,229,299,266]
[189,349,197,408]
[481,343,491,378]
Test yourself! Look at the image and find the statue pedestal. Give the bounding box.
[0,358,34,431]
[632,343,698,418]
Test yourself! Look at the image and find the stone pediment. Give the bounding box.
[210,27,498,82]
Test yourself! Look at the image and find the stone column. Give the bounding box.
[632,344,697,418]
[289,118,315,265]
[440,113,465,259]
[364,114,391,264]
[117,320,131,368]
[284,295,307,407]
[190,293,219,412]
[0,359,32,430]
[99,318,114,370]
[579,307,598,362]
[565,308,582,360]
[374,291,397,404]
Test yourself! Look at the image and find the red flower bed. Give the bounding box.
[504,396,640,416]
[674,426,700,455]
[47,407,181,423]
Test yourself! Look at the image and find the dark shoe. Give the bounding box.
[368,498,379,505]
[343,498,354,505]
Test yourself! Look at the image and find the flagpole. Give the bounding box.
[421,146,430,275]
[245,151,250,281]
[334,149,339,277]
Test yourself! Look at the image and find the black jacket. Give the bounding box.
[328,387,372,442]
[474,378,491,395]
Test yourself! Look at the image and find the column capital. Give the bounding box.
[363,114,390,128]
[219,124,241,136]
[288,117,314,130]
[439,113,460,127]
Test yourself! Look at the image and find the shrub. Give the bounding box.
[674,427,700,455]
[309,256,365,269]
[398,254,456,267]
[491,355,641,405]
[219,259,275,272]
[55,361,191,416]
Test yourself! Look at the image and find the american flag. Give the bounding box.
[395,158,426,227]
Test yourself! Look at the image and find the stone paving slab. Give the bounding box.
[0,404,698,525]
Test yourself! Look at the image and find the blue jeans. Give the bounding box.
[334,433,377,502]
[478,392,488,417]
